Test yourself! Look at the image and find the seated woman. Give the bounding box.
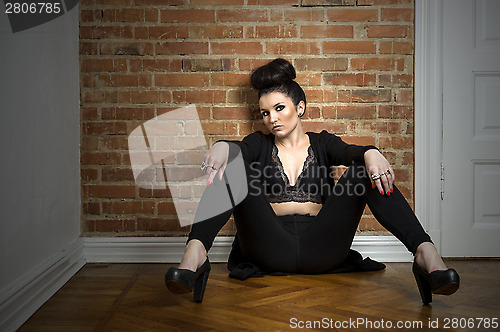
[164,58,459,304]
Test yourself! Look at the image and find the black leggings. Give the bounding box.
[188,159,432,274]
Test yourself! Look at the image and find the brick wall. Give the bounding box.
[80,0,415,237]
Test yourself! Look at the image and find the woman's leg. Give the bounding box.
[296,162,435,274]
[182,146,300,273]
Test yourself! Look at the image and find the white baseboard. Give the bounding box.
[84,235,413,263]
[0,238,86,332]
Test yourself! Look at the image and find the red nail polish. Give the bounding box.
[388,191,391,196]
[207,181,210,186]
[391,188,393,194]
[380,190,384,195]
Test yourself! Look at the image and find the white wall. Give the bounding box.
[0,6,81,331]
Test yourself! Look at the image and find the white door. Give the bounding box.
[441,0,500,256]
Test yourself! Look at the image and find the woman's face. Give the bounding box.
[259,91,305,138]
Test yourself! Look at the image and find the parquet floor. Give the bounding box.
[19,260,500,331]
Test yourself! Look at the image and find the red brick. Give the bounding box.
[247,0,299,4]
[135,26,189,39]
[85,185,136,198]
[302,0,355,5]
[212,73,249,87]
[246,25,298,39]
[155,74,210,87]
[267,41,320,55]
[296,73,322,86]
[324,73,376,87]
[80,26,134,39]
[173,90,226,104]
[217,9,268,22]
[94,219,135,233]
[338,89,392,102]
[80,42,98,55]
[283,8,325,21]
[101,168,135,181]
[301,121,348,134]
[189,25,243,39]
[211,42,263,55]
[100,137,129,151]
[327,105,377,119]
[326,8,378,22]
[367,25,409,38]
[82,59,127,72]
[161,9,215,23]
[156,42,209,55]
[128,91,160,104]
[301,25,353,38]
[381,8,414,22]
[350,57,394,71]
[102,201,154,214]
[82,122,128,135]
[200,121,239,135]
[323,41,376,54]
[81,168,99,182]
[81,137,99,151]
[80,9,102,22]
[213,107,252,120]
[140,59,182,72]
[81,152,122,165]
[135,0,186,5]
[101,107,154,120]
[341,135,376,146]
[379,105,413,119]
[358,0,412,4]
[81,107,98,120]
[191,0,243,4]
[100,42,154,56]
[158,201,177,214]
[295,58,348,71]
[380,74,413,87]
[83,202,101,215]
[395,89,413,103]
[380,41,413,54]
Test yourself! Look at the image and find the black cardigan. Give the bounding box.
[222,130,378,204]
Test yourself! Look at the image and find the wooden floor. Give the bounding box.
[19,260,499,331]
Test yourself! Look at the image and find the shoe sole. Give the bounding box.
[433,282,459,295]
[165,280,192,294]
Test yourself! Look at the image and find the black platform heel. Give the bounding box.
[165,258,211,303]
[412,261,459,304]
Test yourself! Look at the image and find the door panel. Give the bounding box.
[441,0,500,256]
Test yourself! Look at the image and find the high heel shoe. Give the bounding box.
[412,261,459,304]
[165,258,211,303]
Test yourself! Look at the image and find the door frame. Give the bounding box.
[415,0,444,253]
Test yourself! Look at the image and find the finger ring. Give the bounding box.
[385,169,391,175]
[201,162,207,171]
[371,173,381,181]
[211,165,217,170]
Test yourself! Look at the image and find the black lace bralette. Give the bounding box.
[265,144,323,204]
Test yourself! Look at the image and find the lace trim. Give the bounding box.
[270,144,322,204]
[272,144,315,188]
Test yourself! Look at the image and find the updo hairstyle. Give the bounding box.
[250,58,306,112]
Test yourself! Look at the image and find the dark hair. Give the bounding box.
[250,58,306,110]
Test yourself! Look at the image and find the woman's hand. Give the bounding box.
[202,142,229,185]
[364,149,395,195]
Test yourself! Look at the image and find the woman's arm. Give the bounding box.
[204,131,265,184]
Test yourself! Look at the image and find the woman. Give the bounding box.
[165,58,459,304]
